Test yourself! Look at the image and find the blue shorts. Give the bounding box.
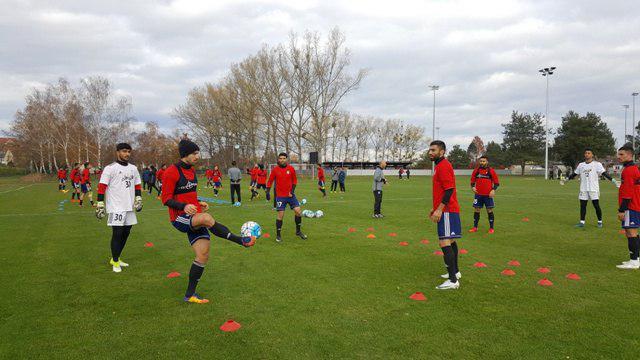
[214,181,222,187]
[622,210,640,229]
[59,179,66,184]
[172,214,211,245]
[256,183,266,190]
[318,180,325,188]
[437,212,462,239]
[250,180,257,187]
[276,195,300,211]
[80,183,91,193]
[473,194,495,208]
[73,182,80,189]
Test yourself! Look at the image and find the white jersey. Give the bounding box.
[574,161,605,193]
[99,162,142,213]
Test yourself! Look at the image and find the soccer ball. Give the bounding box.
[315,210,324,218]
[301,198,307,205]
[302,209,315,218]
[234,201,242,207]
[241,221,261,238]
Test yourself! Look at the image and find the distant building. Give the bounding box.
[0,138,15,166]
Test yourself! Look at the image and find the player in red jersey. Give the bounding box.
[428,140,461,290]
[255,164,269,199]
[469,155,500,234]
[615,144,640,269]
[57,166,68,192]
[79,162,95,207]
[267,152,307,242]
[249,163,260,200]
[69,163,81,202]
[205,167,214,188]
[317,163,327,197]
[154,164,165,199]
[162,139,256,304]
[211,165,222,197]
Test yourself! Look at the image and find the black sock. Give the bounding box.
[111,227,124,262]
[209,222,243,245]
[592,200,602,221]
[90,200,94,205]
[79,200,83,206]
[580,200,587,221]
[473,212,480,227]
[185,261,205,298]
[214,189,218,195]
[629,236,640,260]
[321,189,326,196]
[451,241,459,273]
[276,219,283,237]
[488,212,495,229]
[295,215,302,233]
[441,245,457,283]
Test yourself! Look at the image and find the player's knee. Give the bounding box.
[199,213,215,227]
[196,252,209,264]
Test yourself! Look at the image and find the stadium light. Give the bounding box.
[428,85,439,173]
[633,93,639,160]
[623,105,630,145]
[539,67,556,180]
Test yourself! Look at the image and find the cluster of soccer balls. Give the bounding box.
[302,209,324,218]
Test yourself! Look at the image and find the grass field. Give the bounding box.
[1,174,639,359]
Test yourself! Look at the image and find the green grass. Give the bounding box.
[1,175,639,359]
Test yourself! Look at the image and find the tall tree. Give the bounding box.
[502,111,545,175]
[484,141,507,167]
[448,145,469,169]
[553,111,616,168]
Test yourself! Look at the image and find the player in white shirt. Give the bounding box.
[95,143,143,273]
[563,148,617,228]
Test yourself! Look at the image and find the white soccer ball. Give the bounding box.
[241,221,261,238]
[315,210,324,218]
[302,209,315,218]
[301,198,307,205]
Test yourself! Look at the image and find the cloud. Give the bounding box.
[1,0,639,148]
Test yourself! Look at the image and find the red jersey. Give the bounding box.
[267,164,297,197]
[161,162,202,221]
[156,169,165,182]
[212,169,221,182]
[81,168,91,184]
[619,162,640,212]
[257,169,267,185]
[432,158,460,213]
[205,169,213,179]
[470,166,499,196]
[250,167,259,181]
[70,169,80,183]
[317,167,325,181]
[57,169,67,179]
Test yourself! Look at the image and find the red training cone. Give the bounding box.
[474,262,487,268]
[367,234,376,239]
[508,260,521,266]
[537,278,553,287]
[522,217,530,222]
[219,320,241,332]
[144,242,154,248]
[566,273,581,280]
[347,228,356,233]
[388,232,398,237]
[501,269,516,276]
[537,267,550,274]
[409,292,427,301]
[433,250,444,256]
[420,239,430,244]
[398,241,409,246]
[459,249,468,254]
[262,233,271,238]
[166,272,181,278]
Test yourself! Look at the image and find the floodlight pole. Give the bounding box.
[539,67,556,180]
[429,85,439,173]
[633,93,639,161]
[623,104,630,145]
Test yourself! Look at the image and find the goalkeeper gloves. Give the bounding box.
[95,201,106,219]
[613,179,621,188]
[134,196,143,212]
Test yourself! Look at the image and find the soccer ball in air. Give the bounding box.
[315,210,324,218]
[302,209,315,218]
[241,221,262,238]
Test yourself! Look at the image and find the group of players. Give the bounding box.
[63,136,640,300]
[57,162,95,207]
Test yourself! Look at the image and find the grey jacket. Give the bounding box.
[331,169,340,181]
[373,167,385,191]
[228,167,242,184]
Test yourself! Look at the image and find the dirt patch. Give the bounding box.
[21,173,46,182]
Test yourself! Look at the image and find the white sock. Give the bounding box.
[580,220,585,224]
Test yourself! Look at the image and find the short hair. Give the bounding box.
[231,161,236,166]
[116,143,132,151]
[430,140,446,151]
[619,144,634,153]
[259,164,264,169]
[479,155,488,160]
[73,162,79,166]
[584,147,593,153]
[84,162,90,167]
[278,152,288,158]
[317,163,321,166]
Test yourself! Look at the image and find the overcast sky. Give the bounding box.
[1,0,639,148]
